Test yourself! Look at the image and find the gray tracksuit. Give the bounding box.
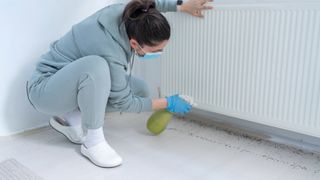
[26,1,177,129]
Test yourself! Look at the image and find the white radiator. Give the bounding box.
[160,2,320,138]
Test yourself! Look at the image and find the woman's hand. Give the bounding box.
[152,94,195,115]
[178,0,214,18]
[165,94,192,115]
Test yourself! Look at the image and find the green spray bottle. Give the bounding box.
[146,95,197,135]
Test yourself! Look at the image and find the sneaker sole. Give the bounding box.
[49,117,82,145]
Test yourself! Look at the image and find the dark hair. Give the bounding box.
[122,0,170,47]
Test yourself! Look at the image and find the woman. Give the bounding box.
[26,0,213,168]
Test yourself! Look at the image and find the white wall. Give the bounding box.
[0,0,128,136]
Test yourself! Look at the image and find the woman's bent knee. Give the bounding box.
[79,56,110,76]
[27,56,111,115]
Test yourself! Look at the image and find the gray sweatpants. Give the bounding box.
[26,55,150,130]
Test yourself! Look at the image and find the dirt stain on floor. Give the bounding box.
[166,117,320,175]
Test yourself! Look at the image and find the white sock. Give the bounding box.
[62,108,82,126]
[84,127,106,148]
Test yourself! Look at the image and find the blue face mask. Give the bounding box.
[135,43,163,60]
[137,52,162,61]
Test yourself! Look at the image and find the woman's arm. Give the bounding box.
[155,0,178,12]
[152,98,168,110]
[155,0,213,17]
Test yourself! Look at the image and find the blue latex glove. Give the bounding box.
[166,94,192,115]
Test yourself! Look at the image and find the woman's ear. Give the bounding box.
[130,39,146,56]
[129,39,139,49]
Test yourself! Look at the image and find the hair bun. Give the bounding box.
[123,0,156,20]
[138,0,156,14]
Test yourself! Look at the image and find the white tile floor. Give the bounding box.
[0,112,319,180]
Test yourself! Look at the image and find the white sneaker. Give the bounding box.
[81,141,123,168]
[49,116,85,144]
